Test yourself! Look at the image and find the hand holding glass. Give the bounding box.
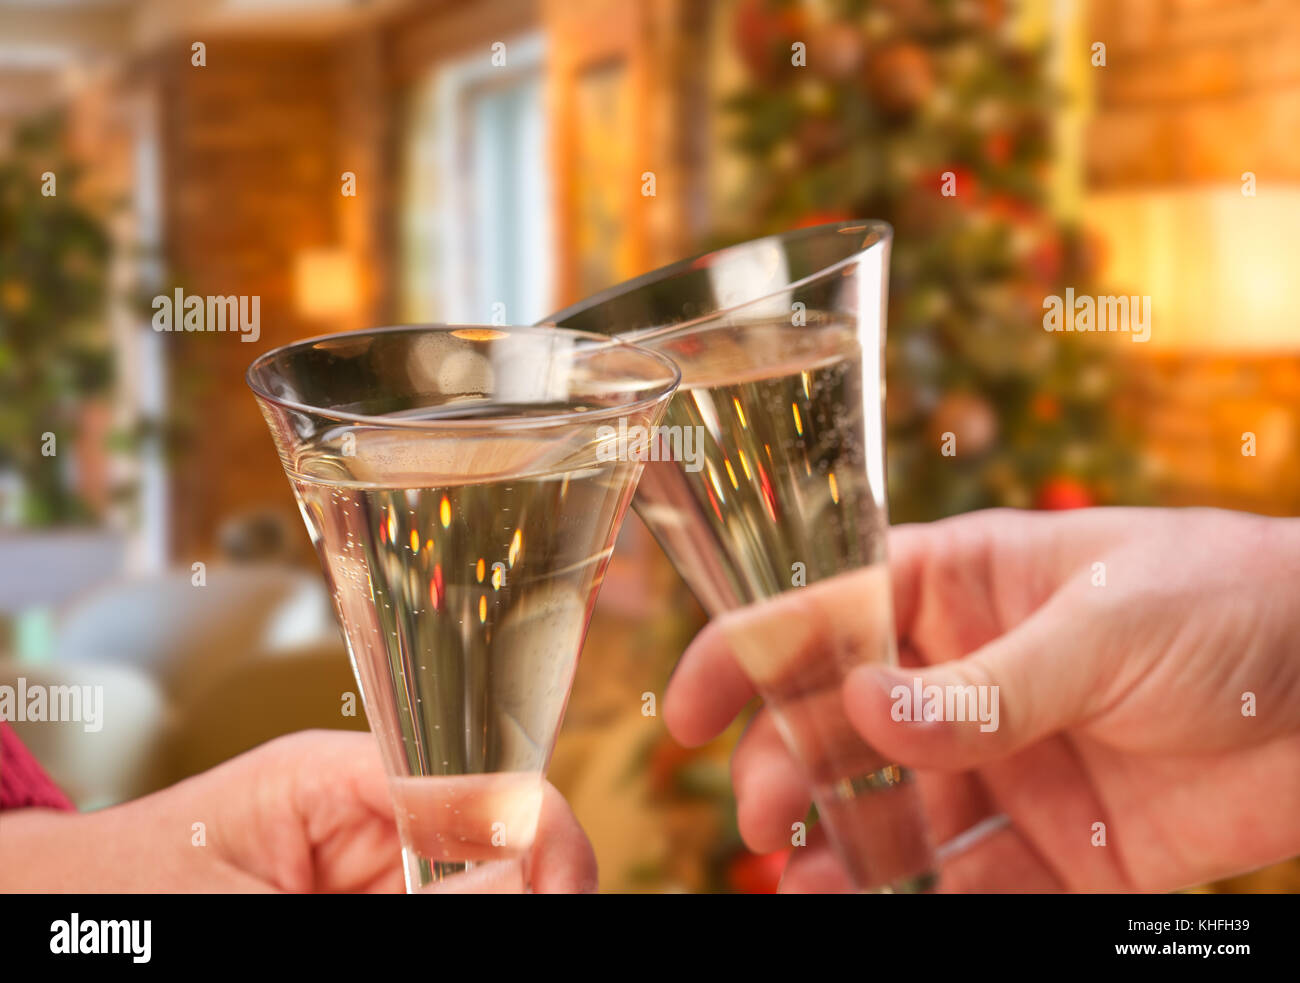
[549,222,937,892]
[249,325,678,891]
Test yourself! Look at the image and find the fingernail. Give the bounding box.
[850,664,912,700]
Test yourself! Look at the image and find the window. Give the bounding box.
[400,33,554,326]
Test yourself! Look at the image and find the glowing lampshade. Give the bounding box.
[1084,186,1300,351]
[294,248,360,321]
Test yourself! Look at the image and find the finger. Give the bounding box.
[423,860,525,894]
[277,730,395,832]
[353,863,407,894]
[885,522,934,647]
[731,710,812,853]
[664,618,757,746]
[780,811,1056,894]
[528,782,598,894]
[934,819,1063,893]
[779,826,854,894]
[888,514,1024,661]
[913,767,997,848]
[419,782,596,894]
[780,807,1055,894]
[390,773,544,864]
[665,563,891,748]
[663,514,1003,747]
[731,717,1005,879]
[711,567,911,792]
[843,593,1106,770]
[205,730,398,892]
[894,509,1154,657]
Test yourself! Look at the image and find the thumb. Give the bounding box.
[844,600,1101,770]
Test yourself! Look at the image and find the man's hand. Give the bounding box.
[666,508,1300,892]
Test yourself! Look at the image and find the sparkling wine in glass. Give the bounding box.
[549,221,937,892]
[248,325,678,891]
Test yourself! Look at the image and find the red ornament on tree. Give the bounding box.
[810,20,865,81]
[646,739,698,797]
[983,192,1035,224]
[734,0,808,83]
[727,848,790,894]
[1035,476,1093,510]
[795,210,853,229]
[1030,392,1061,422]
[865,41,935,116]
[794,114,844,165]
[983,129,1014,166]
[929,391,998,456]
[1026,230,1065,284]
[926,165,977,204]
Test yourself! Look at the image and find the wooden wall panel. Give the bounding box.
[544,0,710,306]
[1088,0,1300,186]
[157,39,342,563]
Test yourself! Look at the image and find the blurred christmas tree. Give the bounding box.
[0,115,111,526]
[722,0,1141,520]
[660,0,1146,894]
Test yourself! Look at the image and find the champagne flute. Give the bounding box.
[248,325,678,891]
[548,221,937,892]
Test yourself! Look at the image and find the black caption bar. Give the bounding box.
[2,892,1284,971]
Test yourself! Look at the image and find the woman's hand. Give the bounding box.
[0,730,596,894]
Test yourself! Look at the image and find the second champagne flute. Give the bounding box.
[548,221,936,892]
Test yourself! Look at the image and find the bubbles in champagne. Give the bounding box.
[290,422,643,889]
[637,316,881,613]
[636,316,935,891]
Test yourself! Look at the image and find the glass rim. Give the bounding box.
[542,219,892,343]
[245,323,682,431]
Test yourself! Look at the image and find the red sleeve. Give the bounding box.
[0,721,75,812]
